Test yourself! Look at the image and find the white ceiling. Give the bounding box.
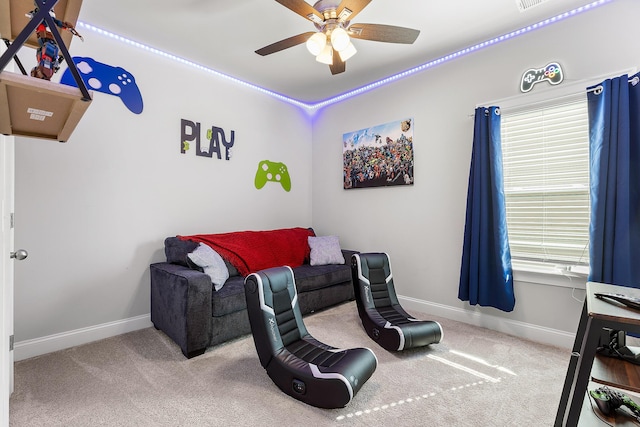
[77,0,608,103]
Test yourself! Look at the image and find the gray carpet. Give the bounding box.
[10,302,572,426]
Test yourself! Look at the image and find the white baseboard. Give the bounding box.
[398,296,576,349]
[14,314,153,361]
[13,297,576,361]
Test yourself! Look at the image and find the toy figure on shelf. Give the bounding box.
[27,1,83,80]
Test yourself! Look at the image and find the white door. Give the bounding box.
[1,133,15,427]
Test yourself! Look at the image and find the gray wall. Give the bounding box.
[310,0,639,345]
[12,0,639,356]
[14,32,313,345]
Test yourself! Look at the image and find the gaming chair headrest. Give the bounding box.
[261,267,292,293]
[362,253,388,269]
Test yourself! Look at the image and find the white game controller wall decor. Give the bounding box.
[180,119,235,161]
[520,62,564,93]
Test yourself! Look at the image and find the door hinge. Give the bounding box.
[9,335,14,351]
[10,212,14,229]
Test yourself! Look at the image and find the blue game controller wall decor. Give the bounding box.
[60,57,144,114]
[254,160,291,192]
[180,119,235,160]
[520,62,564,93]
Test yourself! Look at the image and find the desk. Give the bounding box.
[555,282,640,426]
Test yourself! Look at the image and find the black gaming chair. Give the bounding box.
[244,266,377,409]
[351,253,443,351]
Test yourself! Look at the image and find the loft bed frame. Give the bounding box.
[0,0,91,142]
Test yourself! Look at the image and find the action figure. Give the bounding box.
[27,1,83,80]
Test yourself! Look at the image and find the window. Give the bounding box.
[501,96,590,273]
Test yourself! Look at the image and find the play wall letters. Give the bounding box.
[180,119,235,160]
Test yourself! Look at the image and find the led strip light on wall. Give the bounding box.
[76,0,612,114]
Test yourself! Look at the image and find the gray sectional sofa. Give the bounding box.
[150,229,357,358]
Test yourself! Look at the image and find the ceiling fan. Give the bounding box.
[255,0,420,75]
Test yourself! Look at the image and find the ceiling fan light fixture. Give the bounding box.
[330,27,350,52]
[256,0,426,76]
[316,45,334,65]
[338,42,357,61]
[306,32,327,56]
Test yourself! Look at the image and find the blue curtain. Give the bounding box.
[458,106,515,312]
[588,73,640,288]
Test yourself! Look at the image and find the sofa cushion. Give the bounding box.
[210,263,353,317]
[188,243,229,291]
[165,237,239,277]
[308,236,345,266]
[292,263,352,293]
[211,276,247,317]
[165,237,199,267]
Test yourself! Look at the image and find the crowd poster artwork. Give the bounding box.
[343,118,414,189]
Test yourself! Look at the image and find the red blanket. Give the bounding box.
[178,227,314,276]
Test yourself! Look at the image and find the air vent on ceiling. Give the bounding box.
[516,0,552,11]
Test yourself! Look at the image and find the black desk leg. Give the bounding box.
[564,317,602,426]
[555,301,589,426]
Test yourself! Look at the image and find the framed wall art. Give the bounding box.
[343,118,414,189]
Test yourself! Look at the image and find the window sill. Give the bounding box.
[512,262,588,289]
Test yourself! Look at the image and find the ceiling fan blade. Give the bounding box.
[329,50,346,75]
[336,0,372,22]
[275,0,324,22]
[255,32,316,56]
[348,23,420,44]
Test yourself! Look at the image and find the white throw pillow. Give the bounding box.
[187,243,229,291]
[308,236,345,266]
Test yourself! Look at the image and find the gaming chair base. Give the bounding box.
[352,252,443,352]
[245,266,377,408]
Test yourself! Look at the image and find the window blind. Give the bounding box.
[501,97,590,269]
